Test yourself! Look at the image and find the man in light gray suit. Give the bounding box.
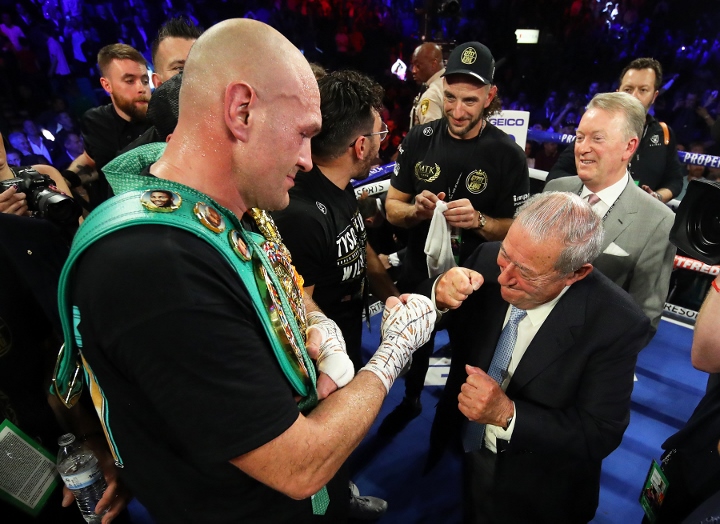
[544,92,675,336]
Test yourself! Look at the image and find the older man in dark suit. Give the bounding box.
[425,191,650,523]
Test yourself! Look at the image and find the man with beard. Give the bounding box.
[379,41,530,436]
[272,67,399,523]
[56,20,436,522]
[78,43,152,207]
[547,58,684,203]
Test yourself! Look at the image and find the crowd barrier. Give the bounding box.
[525,129,720,168]
[352,126,719,196]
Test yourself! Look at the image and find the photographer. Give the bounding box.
[0,135,128,522]
[1,132,80,226]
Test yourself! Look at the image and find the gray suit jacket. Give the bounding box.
[544,176,676,333]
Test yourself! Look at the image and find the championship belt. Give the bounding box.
[53,145,320,453]
[53,144,332,514]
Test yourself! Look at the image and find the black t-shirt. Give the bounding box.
[80,104,152,171]
[272,167,366,365]
[391,119,529,288]
[80,104,152,205]
[72,225,347,523]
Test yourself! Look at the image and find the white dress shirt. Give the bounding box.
[579,171,630,218]
[484,286,570,452]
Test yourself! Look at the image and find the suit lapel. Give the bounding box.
[508,278,590,390]
[601,181,638,248]
[450,286,506,371]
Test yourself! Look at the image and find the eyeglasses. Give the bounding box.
[349,121,389,147]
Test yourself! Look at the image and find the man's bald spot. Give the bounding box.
[179,19,315,116]
[415,42,443,62]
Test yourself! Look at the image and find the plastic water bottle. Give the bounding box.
[56,433,107,523]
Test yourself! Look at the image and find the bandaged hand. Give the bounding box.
[362,294,436,393]
[306,311,355,389]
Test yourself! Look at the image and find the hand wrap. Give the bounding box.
[306,311,355,388]
[362,294,436,393]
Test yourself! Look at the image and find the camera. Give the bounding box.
[670,179,720,264]
[0,167,81,226]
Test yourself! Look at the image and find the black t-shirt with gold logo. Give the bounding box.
[390,118,529,289]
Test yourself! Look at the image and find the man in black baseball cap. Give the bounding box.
[442,41,495,85]
[380,41,529,437]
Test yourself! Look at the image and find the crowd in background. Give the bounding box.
[2,0,720,178]
[2,3,720,522]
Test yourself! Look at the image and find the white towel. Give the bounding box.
[424,201,456,277]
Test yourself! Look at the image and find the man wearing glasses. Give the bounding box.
[380,42,530,436]
[273,70,399,520]
[274,69,398,374]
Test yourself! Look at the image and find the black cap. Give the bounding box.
[443,42,495,85]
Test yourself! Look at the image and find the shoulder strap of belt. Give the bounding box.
[54,180,318,411]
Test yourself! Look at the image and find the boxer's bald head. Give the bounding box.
[158,19,321,215]
[179,18,316,119]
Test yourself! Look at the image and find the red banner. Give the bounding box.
[673,255,720,275]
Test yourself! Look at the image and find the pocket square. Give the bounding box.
[603,242,629,256]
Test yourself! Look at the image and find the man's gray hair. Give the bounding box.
[514,192,605,274]
[587,91,645,142]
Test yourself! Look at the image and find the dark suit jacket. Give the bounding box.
[425,242,650,522]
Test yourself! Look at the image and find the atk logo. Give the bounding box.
[316,201,327,214]
[415,162,441,183]
[393,163,400,176]
[465,170,488,194]
[649,134,661,147]
[423,126,433,136]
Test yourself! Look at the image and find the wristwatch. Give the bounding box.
[476,211,486,229]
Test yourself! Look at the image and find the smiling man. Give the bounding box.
[380,41,529,436]
[547,58,684,203]
[425,191,650,523]
[545,92,676,336]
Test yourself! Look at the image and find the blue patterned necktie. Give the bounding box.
[462,305,527,453]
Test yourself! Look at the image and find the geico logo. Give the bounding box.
[489,118,525,126]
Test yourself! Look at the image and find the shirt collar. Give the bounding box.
[525,285,570,326]
[580,170,629,207]
[425,68,445,86]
